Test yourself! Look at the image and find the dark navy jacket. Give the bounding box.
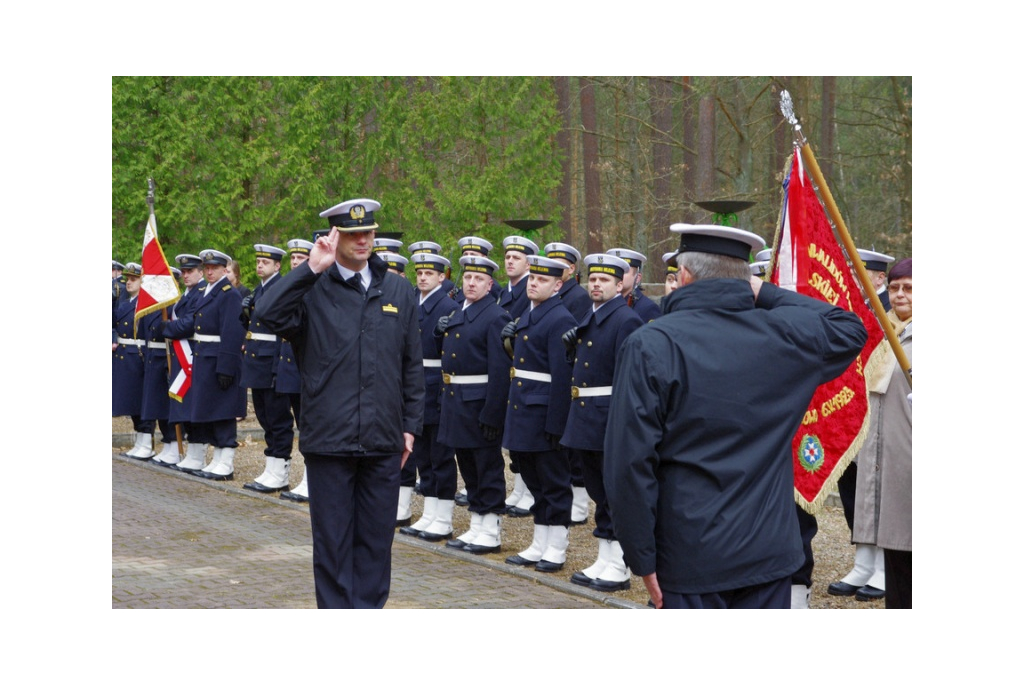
[239,272,283,390]
[436,296,511,449]
[112,296,145,417]
[189,276,246,423]
[498,277,529,322]
[417,286,458,426]
[557,276,592,324]
[161,282,205,422]
[502,296,576,452]
[604,279,867,594]
[560,296,643,452]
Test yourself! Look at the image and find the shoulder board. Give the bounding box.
[222,284,232,292]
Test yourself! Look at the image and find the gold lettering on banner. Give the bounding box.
[808,272,840,306]
[807,243,848,294]
[802,408,819,425]
[820,386,855,417]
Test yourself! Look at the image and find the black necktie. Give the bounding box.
[348,274,364,295]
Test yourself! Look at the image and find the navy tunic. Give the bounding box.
[189,277,247,423]
[112,296,145,417]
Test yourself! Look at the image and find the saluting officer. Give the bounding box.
[240,243,297,493]
[186,249,247,480]
[114,262,154,458]
[606,247,662,322]
[562,254,644,591]
[398,252,460,538]
[436,255,512,554]
[503,255,577,572]
[278,238,313,502]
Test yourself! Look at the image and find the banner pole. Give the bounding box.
[780,92,911,387]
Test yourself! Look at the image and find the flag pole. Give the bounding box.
[147,178,185,458]
[779,92,911,387]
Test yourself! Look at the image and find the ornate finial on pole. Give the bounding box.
[146,177,155,212]
[779,90,807,147]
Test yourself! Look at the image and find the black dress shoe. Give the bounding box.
[570,572,595,588]
[463,542,500,555]
[454,492,469,507]
[505,554,537,567]
[152,460,180,469]
[280,491,308,502]
[827,581,862,597]
[395,517,412,527]
[590,577,631,592]
[198,471,234,481]
[243,481,287,493]
[171,464,201,474]
[446,538,468,550]
[506,506,533,518]
[399,525,422,536]
[569,517,588,526]
[535,559,564,573]
[418,530,453,542]
[855,585,885,601]
[128,453,155,461]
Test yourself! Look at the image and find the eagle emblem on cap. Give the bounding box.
[350,205,366,220]
[597,255,605,263]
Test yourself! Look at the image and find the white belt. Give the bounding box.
[423,359,442,368]
[247,332,278,342]
[193,333,221,343]
[572,385,612,398]
[443,373,488,384]
[511,368,552,383]
[148,340,168,349]
[117,337,145,347]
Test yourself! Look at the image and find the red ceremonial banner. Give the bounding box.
[135,213,181,321]
[770,150,883,513]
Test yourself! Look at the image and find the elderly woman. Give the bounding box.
[852,257,912,609]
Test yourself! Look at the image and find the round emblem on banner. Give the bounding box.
[798,434,825,473]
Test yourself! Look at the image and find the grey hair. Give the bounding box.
[677,251,751,281]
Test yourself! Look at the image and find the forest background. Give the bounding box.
[111,76,911,286]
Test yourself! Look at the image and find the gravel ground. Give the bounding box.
[114,410,880,609]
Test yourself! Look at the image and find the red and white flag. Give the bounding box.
[134,212,180,321]
[771,149,884,513]
[168,337,193,401]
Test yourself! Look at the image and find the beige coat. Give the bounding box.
[852,315,912,552]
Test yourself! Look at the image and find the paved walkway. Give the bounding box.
[113,456,641,609]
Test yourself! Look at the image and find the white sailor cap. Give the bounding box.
[584,253,630,279]
[526,254,568,277]
[199,249,231,266]
[459,255,499,275]
[319,198,380,232]
[661,251,679,272]
[409,240,442,255]
[669,224,765,261]
[254,244,286,261]
[112,260,125,271]
[856,249,895,273]
[373,238,404,254]
[503,235,539,255]
[123,262,143,277]
[755,248,773,262]
[750,261,770,278]
[379,252,408,271]
[459,236,493,255]
[175,253,202,269]
[287,239,314,255]
[544,242,581,264]
[606,248,647,268]
[171,266,182,278]
[411,252,451,272]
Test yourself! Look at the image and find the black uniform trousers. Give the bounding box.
[455,446,506,515]
[837,462,857,534]
[512,448,572,527]
[661,576,790,609]
[793,506,818,587]
[884,549,912,609]
[407,424,456,499]
[251,387,295,459]
[190,419,237,449]
[304,452,401,609]
[576,448,613,539]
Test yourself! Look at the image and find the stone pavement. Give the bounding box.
[112,455,643,609]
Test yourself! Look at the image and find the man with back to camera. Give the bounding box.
[259,198,424,609]
[604,223,867,609]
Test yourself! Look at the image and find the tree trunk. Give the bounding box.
[682,77,697,221]
[649,76,673,283]
[554,76,574,245]
[697,84,717,207]
[820,76,836,182]
[580,77,601,255]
